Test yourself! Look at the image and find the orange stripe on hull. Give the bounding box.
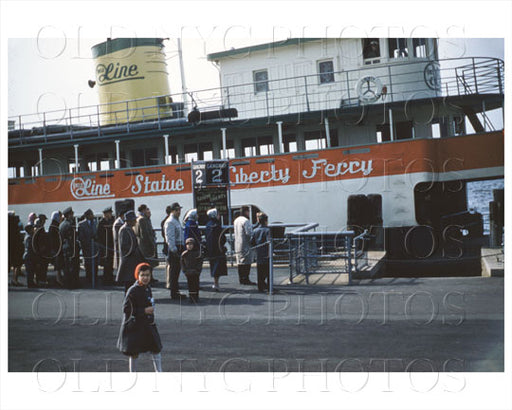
[8,131,504,205]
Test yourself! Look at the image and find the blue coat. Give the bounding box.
[184,219,201,245]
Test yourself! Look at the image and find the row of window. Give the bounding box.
[363,38,428,64]
[253,38,430,92]
[253,59,334,94]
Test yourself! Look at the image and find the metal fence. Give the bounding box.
[284,224,371,286]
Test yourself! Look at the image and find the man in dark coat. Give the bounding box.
[59,207,81,289]
[33,216,50,285]
[134,204,158,268]
[48,211,64,286]
[252,212,271,293]
[116,210,146,293]
[78,209,98,285]
[97,207,115,285]
[8,211,25,286]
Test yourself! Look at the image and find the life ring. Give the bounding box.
[356,76,383,103]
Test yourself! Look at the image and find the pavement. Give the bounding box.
[7,263,505,372]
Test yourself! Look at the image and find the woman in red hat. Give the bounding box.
[117,262,162,372]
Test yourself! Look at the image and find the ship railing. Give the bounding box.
[8,57,504,145]
[285,224,360,285]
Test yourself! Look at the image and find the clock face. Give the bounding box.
[357,76,383,103]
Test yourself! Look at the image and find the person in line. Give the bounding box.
[33,217,50,286]
[234,205,255,285]
[183,209,201,247]
[160,205,172,257]
[97,207,115,286]
[23,224,38,288]
[164,202,186,300]
[59,207,81,289]
[181,238,203,303]
[204,208,227,291]
[48,211,64,286]
[252,212,271,293]
[112,209,126,273]
[8,211,24,286]
[116,210,146,293]
[27,212,37,226]
[134,204,159,268]
[117,262,162,372]
[78,209,98,285]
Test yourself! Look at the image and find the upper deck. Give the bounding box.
[8,48,504,181]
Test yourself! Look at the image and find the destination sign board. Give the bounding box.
[192,160,229,187]
[192,160,231,225]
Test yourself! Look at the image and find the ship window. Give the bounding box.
[318,60,334,84]
[376,124,391,142]
[166,145,178,164]
[242,137,257,157]
[221,140,235,159]
[388,38,409,58]
[184,142,213,162]
[258,136,274,156]
[304,129,337,150]
[253,69,269,93]
[362,39,380,64]
[283,134,297,153]
[199,142,213,161]
[413,38,427,58]
[395,121,413,140]
[132,147,158,167]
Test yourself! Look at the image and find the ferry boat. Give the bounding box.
[8,38,504,275]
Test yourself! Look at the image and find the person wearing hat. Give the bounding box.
[33,217,50,286]
[163,202,186,299]
[116,210,146,293]
[134,204,159,268]
[78,209,98,285]
[205,208,228,291]
[48,211,64,286]
[97,206,115,285]
[180,237,203,303]
[117,262,162,372]
[59,207,81,289]
[23,224,38,288]
[183,208,201,246]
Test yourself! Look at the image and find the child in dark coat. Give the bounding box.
[181,237,203,303]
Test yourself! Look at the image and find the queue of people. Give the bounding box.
[8,204,273,296]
